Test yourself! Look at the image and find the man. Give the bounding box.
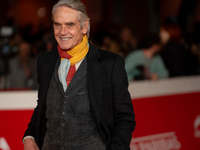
[7,41,36,89]
[125,34,169,81]
[23,0,136,150]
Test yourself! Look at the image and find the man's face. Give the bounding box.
[53,6,88,50]
[19,42,31,58]
[159,28,170,44]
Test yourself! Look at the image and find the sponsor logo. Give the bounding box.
[194,115,200,139]
[130,132,181,150]
[0,137,10,150]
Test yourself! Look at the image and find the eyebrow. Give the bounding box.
[53,21,75,25]
[53,21,60,25]
[66,22,75,26]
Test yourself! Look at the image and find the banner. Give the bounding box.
[130,92,200,150]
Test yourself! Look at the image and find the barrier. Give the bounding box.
[129,76,200,150]
[0,76,200,150]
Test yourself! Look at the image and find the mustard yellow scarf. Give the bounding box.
[59,35,89,65]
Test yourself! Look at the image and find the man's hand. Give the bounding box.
[151,73,158,81]
[24,138,39,150]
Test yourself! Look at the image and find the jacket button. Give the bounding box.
[62,112,65,115]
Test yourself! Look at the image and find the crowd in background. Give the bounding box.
[0,17,200,90]
[0,23,57,90]
[91,18,200,81]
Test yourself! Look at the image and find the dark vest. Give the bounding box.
[42,57,106,150]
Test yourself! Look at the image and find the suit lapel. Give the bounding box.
[87,44,102,126]
[66,58,87,94]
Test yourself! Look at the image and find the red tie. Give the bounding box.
[66,65,76,86]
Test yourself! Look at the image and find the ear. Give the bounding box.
[82,19,89,35]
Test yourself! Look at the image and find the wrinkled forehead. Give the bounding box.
[52,5,79,21]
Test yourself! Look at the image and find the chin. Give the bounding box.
[59,44,72,50]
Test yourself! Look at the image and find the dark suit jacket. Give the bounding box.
[23,44,136,150]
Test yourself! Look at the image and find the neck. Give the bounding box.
[143,49,154,58]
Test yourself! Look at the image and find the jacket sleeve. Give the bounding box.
[22,54,43,140]
[110,56,136,150]
[23,103,39,139]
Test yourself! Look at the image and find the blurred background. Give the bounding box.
[0,0,200,89]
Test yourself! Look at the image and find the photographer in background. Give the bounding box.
[0,26,20,89]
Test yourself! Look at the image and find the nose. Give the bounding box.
[60,25,68,35]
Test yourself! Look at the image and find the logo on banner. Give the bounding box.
[0,137,10,150]
[194,115,200,139]
[130,132,181,150]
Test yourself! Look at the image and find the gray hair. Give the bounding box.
[52,0,90,37]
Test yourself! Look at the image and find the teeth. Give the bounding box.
[61,38,70,41]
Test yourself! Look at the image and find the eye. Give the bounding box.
[54,22,60,27]
[67,22,74,27]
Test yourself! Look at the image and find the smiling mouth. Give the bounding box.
[60,37,71,41]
